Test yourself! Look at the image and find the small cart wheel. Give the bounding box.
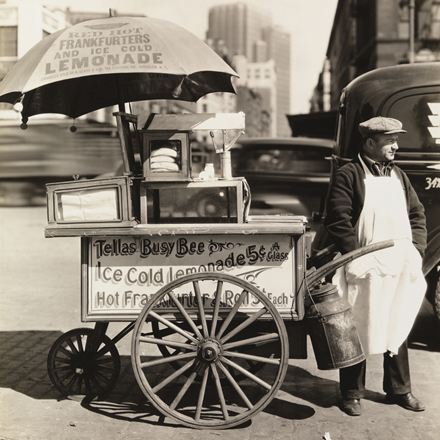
[132,273,289,429]
[47,328,120,399]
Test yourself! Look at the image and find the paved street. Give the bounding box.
[1,206,440,440]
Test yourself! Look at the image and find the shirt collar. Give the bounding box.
[360,153,394,176]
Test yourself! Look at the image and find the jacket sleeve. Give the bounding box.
[407,180,427,258]
[324,167,361,255]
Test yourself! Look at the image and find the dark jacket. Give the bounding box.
[324,155,427,257]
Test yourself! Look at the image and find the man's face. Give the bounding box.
[365,134,399,162]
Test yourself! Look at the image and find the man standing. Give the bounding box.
[324,117,427,416]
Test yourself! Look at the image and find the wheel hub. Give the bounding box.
[200,339,221,362]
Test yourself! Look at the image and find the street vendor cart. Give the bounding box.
[43,111,392,429]
[0,14,393,430]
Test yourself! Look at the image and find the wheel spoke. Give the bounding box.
[210,280,223,338]
[149,310,199,344]
[193,281,209,338]
[76,334,85,352]
[94,344,115,359]
[223,332,280,350]
[220,307,267,344]
[167,291,204,340]
[222,351,280,366]
[215,289,249,339]
[64,373,78,392]
[89,373,104,392]
[54,364,74,373]
[95,357,117,366]
[53,356,72,365]
[140,351,196,369]
[139,336,197,351]
[210,363,230,421]
[94,369,111,385]
[195,366,209,421]
[58,368,75,383]
[152,358,196,393]
[220,357,272,390]
[66,338,80,355]
[148,325,176,338]
[217,361,253,409]
[58,346,74,359]
[169,368,199,410]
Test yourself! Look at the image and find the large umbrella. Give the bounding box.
[0,16,237,124]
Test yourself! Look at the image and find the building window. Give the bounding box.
[255,68,260,78]
[0,26,18,57]
[398,4,410,39]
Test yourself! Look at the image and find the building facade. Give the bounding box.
[207,2,291,137]
[0,0,68,113]
[263,25,291,136]
[322,0,440,110]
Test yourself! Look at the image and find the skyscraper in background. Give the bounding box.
[263,25,291,136]
[207,2,291,137]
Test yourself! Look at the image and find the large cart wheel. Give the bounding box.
[132,273,289,429]
[47,328,120,399]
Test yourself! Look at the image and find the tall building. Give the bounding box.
[207,2,272,61]
[262,25,291,136]
[207,2,291,137]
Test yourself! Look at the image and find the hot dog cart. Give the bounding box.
[44,112,390,429]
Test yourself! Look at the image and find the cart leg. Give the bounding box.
[86,322,109,353]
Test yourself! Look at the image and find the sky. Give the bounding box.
[40,0,339,114]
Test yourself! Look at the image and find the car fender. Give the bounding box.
[423,226,440,277]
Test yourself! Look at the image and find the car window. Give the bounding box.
[232,145,330,174]
[386,92,440,153]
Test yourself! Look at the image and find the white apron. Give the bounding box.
[333,156,426,355]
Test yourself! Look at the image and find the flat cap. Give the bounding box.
[358,117,407,137]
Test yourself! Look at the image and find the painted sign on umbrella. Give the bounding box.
[0,17,237,120]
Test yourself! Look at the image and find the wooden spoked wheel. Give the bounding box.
[47,328,120,399]
[132,273,289,429]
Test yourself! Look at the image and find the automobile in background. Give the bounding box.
[311,62,440,324]
[231,136,334,228]
[0,118,122,206]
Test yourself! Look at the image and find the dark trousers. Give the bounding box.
[340,340,411,399]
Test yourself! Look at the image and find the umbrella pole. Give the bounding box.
[113,111,137,175]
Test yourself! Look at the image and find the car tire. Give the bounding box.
[435,271,440,325]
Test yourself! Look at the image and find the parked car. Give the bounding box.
[231,136,334,227]
[311,62,440,324]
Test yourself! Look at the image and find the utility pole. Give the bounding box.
[409,0,415,63]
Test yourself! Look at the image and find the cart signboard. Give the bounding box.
[82,233,297,320]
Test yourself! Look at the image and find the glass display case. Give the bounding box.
[46,176,136,228]
[139,178,247,224]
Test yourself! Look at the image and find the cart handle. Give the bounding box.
[305,239,395,288]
